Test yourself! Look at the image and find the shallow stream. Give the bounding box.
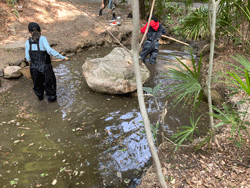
[0,44,209,187]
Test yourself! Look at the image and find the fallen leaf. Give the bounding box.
[170,179,176,184]
[52,179,57,185]
[18,127,30,130]
[117,171,122,178]
[14,140,20,144]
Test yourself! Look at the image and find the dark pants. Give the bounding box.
[140,40,160,64]
[100,0,115,14]
[30,64,57,102]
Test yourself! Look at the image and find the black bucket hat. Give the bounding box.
[28,22,41,32]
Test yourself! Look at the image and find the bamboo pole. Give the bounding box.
[161,35,189,46]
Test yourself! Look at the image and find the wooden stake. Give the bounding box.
[162,35,189,46]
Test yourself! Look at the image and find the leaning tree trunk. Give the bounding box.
[208,0,220,147]
[131,0,168,187]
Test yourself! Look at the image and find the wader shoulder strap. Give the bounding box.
[29,37,40,51]
[147,26,162,42]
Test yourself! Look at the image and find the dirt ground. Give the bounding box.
[1,0,250,187]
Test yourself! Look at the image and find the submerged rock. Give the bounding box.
[82,47,150,94]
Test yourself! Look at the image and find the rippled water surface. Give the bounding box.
[0,44,209,187]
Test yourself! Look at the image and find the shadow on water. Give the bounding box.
[0,44,209,187]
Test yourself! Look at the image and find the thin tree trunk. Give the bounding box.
[208,0,220,148]
[131,1,168,187]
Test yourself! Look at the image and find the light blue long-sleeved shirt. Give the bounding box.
[25,36,65,62]
[108,0,113,10]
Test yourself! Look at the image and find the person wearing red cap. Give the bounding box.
[140,15,166,64]
[25,22,68,102]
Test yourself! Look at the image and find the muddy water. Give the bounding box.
[0,45,209,187]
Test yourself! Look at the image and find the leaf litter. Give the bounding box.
[138,123,250,188]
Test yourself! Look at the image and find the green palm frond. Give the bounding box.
[172,115,201,151]
[211,104,242,138]
[165,68,202,109]
[231,54,250,72]
[227,69,250,95]
[223,55,250,95]
[236,3,250,21]
[164,52,203,110]
[180,5,209,40]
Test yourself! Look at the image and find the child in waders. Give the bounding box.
[25,22,68,102]
[99,0,116,21]
[140,15,167,64]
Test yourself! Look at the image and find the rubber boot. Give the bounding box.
[112,13,116,21]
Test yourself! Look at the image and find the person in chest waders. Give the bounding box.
[140,15,167,64]
[25,22,68,102]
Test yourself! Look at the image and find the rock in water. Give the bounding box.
[82,47,150,94]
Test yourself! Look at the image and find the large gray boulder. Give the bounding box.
[82,47,150,94]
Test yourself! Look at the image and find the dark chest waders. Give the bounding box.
[29,38,57,102]
[140,27,161,64]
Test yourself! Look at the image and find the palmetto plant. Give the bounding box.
[171,115,201,151]
[180,5,209,40]
[212,104,241,133]
[212,103,249,148]
[217,0,242,29]
[179,0,248,44]
[217,0,250,49]
[223,55,250,95]
[164,51,203,110]
[237,2,250,49]
[227,69,250,95]
[239,3,250,21]
[163,52,204,151]
[212,54,250,149]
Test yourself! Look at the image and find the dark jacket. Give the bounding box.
[141,20,166,41]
